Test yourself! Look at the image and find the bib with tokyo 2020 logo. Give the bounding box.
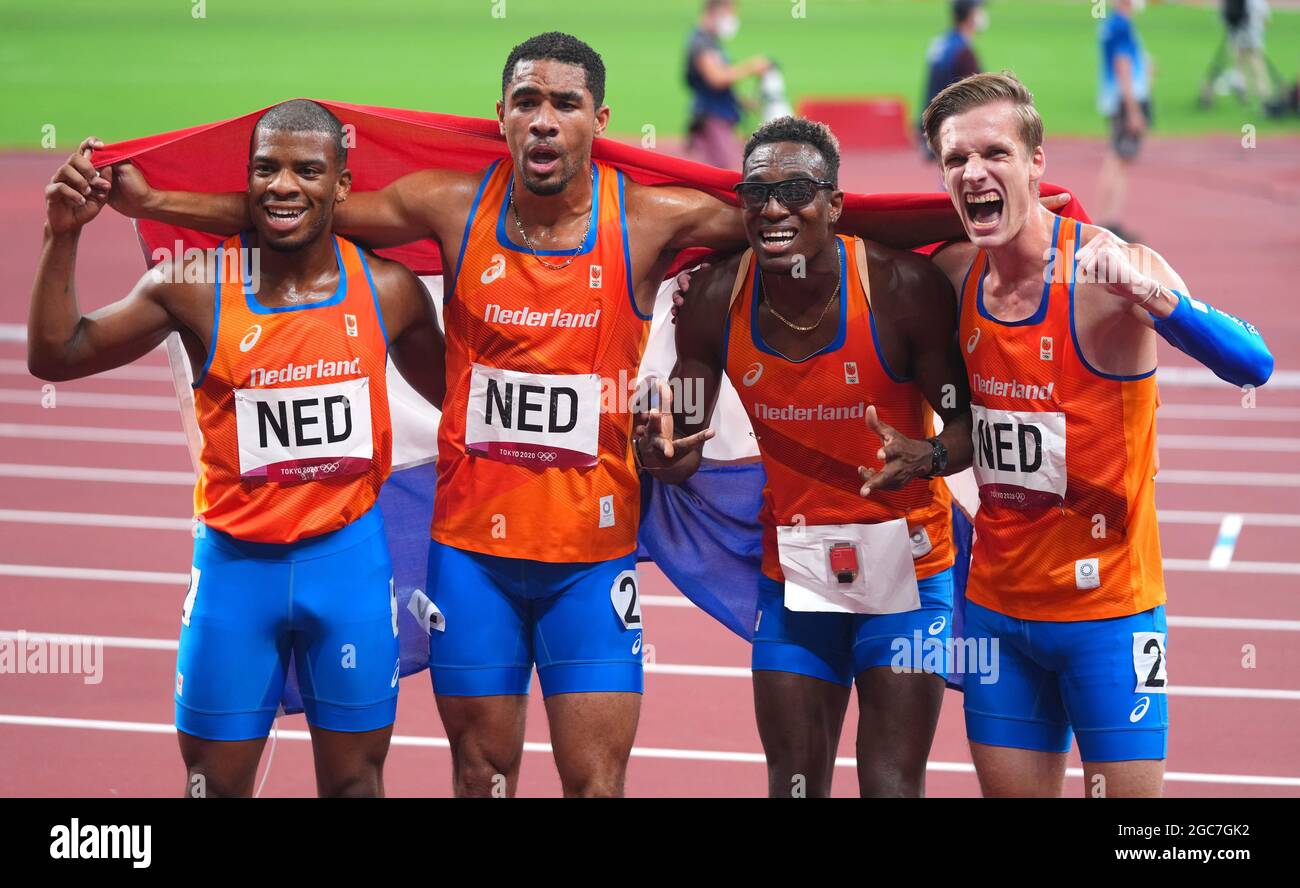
[433,158,650,564]
[958,215,1165,621]
[465,364,600,469]
[191,233,392,544]
[970,404,1067,509]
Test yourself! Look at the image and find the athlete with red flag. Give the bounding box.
[30,101,444,797]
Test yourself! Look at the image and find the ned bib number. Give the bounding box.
[235,377,373,482]
[971,404,1066,509]
[466,363,600,468]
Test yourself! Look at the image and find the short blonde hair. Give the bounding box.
[922,71,1044,158]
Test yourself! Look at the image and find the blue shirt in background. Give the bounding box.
[685,27,742,125]
[1098,12,1150,116]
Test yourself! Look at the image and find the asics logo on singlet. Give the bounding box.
[742,362,763,386]
[483,303,601,329]
[632,634,642,656]
[971,373,1055,401]
[1129,696,1151,723]
[481,253,507,284]
[927,616,947,636]
[246,357,362,388]
[239,324,263,352]
[966,327,981,353]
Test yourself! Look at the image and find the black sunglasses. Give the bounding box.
[732,177,835,211]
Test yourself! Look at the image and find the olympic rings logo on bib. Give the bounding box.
[971,404,1067,510]
[465,363,601,469]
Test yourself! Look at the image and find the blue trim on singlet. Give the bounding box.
[240,232,348,314]
[448,159,499,305]
[191,250,223,390]
[867,294,911,383]
[355,247,390,350]
[618,170,651,322]
[975,214,1060,328]
[494,161,600,256]
[1068,219,1157,381]
[748,238,847,363]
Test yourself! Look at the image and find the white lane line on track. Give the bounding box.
[0,423,186,446]
[5,507,1300,533]
[1157,470,1300,487]
[0,464,193,485]
[3,630,1298,702]
[0,510,193,530]
[0,359,171,382]
[1163,558,1300,575]
[8,463,1299,490]
[1159,510,1300,528]
[1158,366,1300,389]
[0,713,1296,787]
[1209,514,1244,569]
[0,389,178,412]
[1158,405,1300,422]
[1159,434,1300,453]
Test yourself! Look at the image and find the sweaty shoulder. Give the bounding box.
[927,239,978,293]
[863,240,958,323]
[357,249,429,334]
[624,179,732,252]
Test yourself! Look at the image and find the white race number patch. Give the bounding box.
[181,566,200,627]
[1132,631,1168,694]
[610,569,642,630]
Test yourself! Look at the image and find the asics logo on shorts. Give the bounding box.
[1129,696,1151,723]
[240,324,263,353]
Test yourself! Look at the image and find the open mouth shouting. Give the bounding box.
[262,202,308,235]
[964,189,1004,233]
[525,142,562,177]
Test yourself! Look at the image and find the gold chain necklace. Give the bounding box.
[760,268,841,333]
[509,170,594,271]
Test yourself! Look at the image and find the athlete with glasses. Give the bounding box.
[637,116,974,797]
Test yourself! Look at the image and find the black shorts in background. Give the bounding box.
[1109,100,1152,160]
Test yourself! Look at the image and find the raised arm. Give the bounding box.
[108,153,477,250]
[1076,229,1273,388]
[29,142,193,381]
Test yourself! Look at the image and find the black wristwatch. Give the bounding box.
[925,437,948,478]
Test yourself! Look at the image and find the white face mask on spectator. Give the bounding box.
[1131,0,1147,13]
[973,9,989,32]
[717,12,740,40]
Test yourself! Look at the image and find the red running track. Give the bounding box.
[1,135,1298,796]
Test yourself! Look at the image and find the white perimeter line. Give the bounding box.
[0,423,185,446]
[1157,470,1300,487]
[0,713,1296,788]
[1159,510,1300,528]
[5,507,1300,533]
[1209,514,1244,569]
[0,464,193,485]
[3,630,1299,702]
[1158,404,1300,422]
[0,389,178,412]
[6,463,1297,490]
[1158,366,1300,389]
[1159,434,1300,453]
[0,510,193,531]
[0,359,171,382]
